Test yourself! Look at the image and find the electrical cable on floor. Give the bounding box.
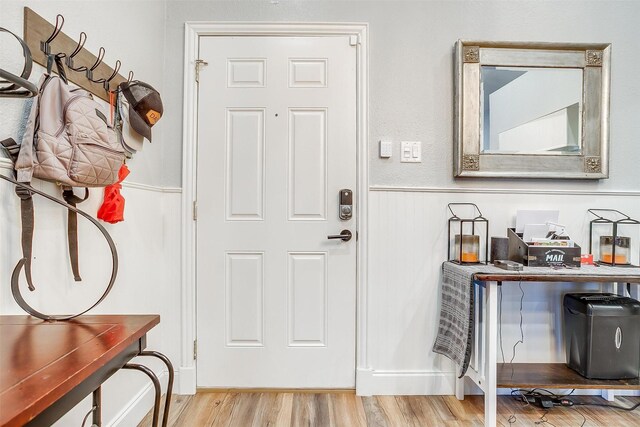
[534,410,556,426]
[574,400,640,411]
[511,388,576,400]
[574,406,587,427]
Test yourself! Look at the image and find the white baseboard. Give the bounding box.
[108,370,170,427]
[357,368,640,398]
[178,366,197,395]
[356,368,456,396]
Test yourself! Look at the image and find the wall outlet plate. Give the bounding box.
[400,141,421,163]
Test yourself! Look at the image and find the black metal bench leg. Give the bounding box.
[139,351,174,427]
[92,386,102,426]
[123,363,161,427]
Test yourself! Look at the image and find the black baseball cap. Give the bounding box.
[119,80,163,142]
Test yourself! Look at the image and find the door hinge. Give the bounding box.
[193,200,198,221]
[349,35,359,46]
[195,59,208,83]
[193,340,198,360]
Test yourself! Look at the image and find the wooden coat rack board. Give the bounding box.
[23,7,128,102]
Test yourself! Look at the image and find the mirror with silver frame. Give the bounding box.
[454,41,611,179]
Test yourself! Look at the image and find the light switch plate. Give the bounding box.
[379,140,393,158]
[401,141,421,163]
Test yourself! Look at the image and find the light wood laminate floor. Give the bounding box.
[138,392,640,426]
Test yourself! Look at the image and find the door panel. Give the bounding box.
[225,252,264,347]
[225,109,265,220]
[288,108,327,220]
[288,252,328,346]
[196,36,357,388]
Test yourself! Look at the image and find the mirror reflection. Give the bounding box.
[481,67,583,154]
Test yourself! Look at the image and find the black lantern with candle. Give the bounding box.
[588,209,640,266]
[448,203,489,264]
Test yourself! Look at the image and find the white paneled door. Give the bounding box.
[196,36,357,388]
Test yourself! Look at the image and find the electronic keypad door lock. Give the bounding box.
[339,189,353,220]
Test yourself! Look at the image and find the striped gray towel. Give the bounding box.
[432,262,476,377]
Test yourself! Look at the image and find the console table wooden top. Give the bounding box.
[0,315,159,427]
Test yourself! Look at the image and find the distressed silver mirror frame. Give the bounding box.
[454,40,611,179]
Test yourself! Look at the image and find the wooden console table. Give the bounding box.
[0,315,173,427]
[452,264,640,427]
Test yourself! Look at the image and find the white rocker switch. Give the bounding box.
[401,141,421,163]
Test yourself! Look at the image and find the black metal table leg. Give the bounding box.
[123,363,161,427]
[92,386,102,426]
[139,351,174,427]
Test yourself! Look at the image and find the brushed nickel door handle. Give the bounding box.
[327,230,352,242]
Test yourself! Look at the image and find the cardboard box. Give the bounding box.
[508,228,581,267]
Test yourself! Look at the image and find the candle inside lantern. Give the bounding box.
[599,236,631,265]
[455,234,480,263]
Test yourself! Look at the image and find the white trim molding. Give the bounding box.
[177,366,196,395]
[370,185,640,197]
[357,368,456,396]
[181,22,369,395]
[122,181,182,194]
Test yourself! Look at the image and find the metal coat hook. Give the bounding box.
[103,59,121,91]
[86,46,105,82]
[24,8,129,102]
[40,13,64,55]
[127,70,134,83]
[66,31,86,70]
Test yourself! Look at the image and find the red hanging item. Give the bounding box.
[97,164,130,224]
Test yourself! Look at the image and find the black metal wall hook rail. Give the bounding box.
[86,46,106,82]
[66,31,87,71]
[24,7,131,102]
[40,13,64,55]
[104,59,121,90]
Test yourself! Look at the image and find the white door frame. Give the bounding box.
[179,22,369,395]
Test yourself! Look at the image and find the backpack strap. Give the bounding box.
[15,74,47,183]
[62,187,89,281]
[46,52,68,84]
[0,137,20,164]
[2,138,36,291]
[16,185,36,291]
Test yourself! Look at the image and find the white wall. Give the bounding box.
[161,0,640,396]
[364,188,640,395]
[162,0,640,191]
[0,1,181,425]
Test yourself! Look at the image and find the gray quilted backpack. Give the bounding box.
[5,55,124,296]
[16,58,124,187]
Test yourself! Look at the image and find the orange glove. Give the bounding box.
[97,164,130,224]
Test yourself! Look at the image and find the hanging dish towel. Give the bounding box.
[97,164,130,224]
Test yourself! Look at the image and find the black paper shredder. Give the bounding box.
[563,293,640,379]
